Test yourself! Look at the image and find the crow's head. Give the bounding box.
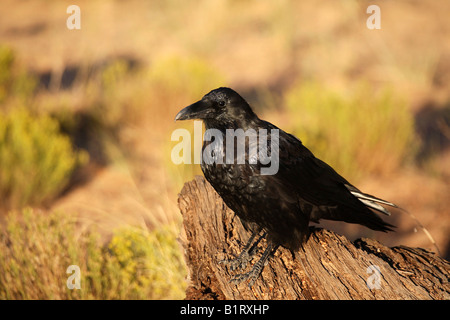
[175,87,257,128]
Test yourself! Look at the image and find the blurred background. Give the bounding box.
[0,0,449,299]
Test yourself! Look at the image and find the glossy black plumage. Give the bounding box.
[175,87,396,286]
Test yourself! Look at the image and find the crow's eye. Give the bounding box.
[218,100,226,107]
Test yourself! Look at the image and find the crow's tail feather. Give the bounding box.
[345,184,398,216]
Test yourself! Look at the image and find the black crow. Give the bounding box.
[175,87,397,287]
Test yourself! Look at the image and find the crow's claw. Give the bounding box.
[218,251,252,271]
[229,266,262,288]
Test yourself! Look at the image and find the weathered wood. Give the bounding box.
[178,176,450,300]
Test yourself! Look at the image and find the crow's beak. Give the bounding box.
[175,100,209,121]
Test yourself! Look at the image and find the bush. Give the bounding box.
[0,208,187,299]
[106,226,187,299]
[0,108,88,210]
[284,81,417,181]
[0,208,86,299]
[0,45,37,106]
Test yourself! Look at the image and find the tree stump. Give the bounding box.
[178,176,450,300]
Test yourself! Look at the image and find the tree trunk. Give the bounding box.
[178,176,450,300]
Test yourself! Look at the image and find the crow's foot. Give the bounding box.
[218,251,252,271]
[229,263,264,288]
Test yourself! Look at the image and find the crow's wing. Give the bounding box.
[264,129,395,231]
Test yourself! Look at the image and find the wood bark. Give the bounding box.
[178,176,450,300]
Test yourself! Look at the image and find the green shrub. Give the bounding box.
[0,45,37,106]
[284,81,417,181]
[0,208,86,299]
[106,226,187,299]
[0,208,187,300]
[96,59,135,129]
[0,45,14,103]
[0,108,88,210]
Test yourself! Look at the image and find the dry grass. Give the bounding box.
[0,208,186,300]
[284,81,417,182]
